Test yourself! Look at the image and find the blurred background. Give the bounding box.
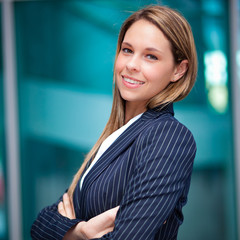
[0,0,240,239]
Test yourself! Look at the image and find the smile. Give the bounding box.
[122,76,144,85]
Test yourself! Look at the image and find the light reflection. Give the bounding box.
[204,50,228,113]
[202,0,223,15]
[208,86,228,113]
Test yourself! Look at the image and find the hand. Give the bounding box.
[63,206,119,240]
[58,193,76,219]
[81,206,119,239]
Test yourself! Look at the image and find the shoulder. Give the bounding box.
[140,104,194,139]
[145,110,194,136]
[132,111,196,181]
[138,110,197,156]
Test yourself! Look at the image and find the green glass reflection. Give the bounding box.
[14,1,237,240]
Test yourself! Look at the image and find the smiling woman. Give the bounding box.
[115,19,188,122]
[31,5,198,240]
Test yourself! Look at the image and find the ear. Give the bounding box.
[171,60,188,82]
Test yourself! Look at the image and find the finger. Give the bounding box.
[82,221,115,239]
[63,193,75,219]
[105,206,120,225]
[109,206,120,215]
[88,206,119,229]
[58,201,67,217]
[82,207,120,239]
[69,195,76,218]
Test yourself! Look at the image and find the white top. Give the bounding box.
[80,113,143,190]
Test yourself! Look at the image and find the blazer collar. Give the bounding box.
[141,103,174,121]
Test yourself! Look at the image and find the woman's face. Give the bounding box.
[115,19,179,108]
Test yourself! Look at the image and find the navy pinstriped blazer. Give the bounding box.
[31,104,196,240]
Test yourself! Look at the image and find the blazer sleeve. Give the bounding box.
[30,194,81,240]
[95,119,197,240]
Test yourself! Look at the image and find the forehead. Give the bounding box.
[123,19,171,49]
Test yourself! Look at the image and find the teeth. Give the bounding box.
[123,77,144,85]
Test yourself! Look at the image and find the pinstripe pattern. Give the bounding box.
[31,104,196,240]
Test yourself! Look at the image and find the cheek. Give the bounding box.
[114,58,123,86]
[143,66,162,83]
[145,65,174,84]
[115,55,125,74]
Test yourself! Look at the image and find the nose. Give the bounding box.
[126,55,140,72]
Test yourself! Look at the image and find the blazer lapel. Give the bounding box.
[82,116,149,193]
[80,104,174,205]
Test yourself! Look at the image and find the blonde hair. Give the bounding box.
[68,5,197,198]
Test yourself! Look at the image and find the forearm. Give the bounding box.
[63,206,119,240]
[31,203,81,240]
[63,222,87,240]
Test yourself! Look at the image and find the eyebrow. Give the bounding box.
[122,41,163,54]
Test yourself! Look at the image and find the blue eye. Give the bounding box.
[122,48,133,54]
[146,54,158,60]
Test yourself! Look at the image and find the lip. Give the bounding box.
[121,75,145,89]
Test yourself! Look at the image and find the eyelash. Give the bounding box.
[122,48,133,54]
[121,47,158,61]
[146,54,158,60]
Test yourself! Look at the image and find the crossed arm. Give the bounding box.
[31,120,196,240]
[58,193,119,240]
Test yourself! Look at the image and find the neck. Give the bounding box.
[124,101,147,124]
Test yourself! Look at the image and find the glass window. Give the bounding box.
[13,1,237,239]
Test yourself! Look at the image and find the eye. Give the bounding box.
[122,48,133,54]
[146,54,158,60]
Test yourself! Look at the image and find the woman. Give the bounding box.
[31,5,197,240]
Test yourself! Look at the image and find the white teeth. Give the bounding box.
[123,77,144,85]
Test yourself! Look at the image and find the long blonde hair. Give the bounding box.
[68,5,198,198]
